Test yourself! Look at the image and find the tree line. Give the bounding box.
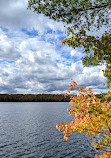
[0,94,70,102]
[0,93,110,102]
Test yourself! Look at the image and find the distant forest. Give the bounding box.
[0,94,70,102]
[0,93,110,102]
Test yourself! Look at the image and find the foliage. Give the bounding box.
[27,0,111,31]
[81,54,100,67]
[95,151,111,158]
[56,80,111,157]
[62,27,111,88]
[99,92,111,103]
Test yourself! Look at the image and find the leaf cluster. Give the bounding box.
[56,81,111,157]
[94,151,111,158]
[62,27,111,88]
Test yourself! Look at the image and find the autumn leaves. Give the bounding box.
[57,81,111,157]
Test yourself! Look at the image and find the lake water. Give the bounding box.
[0,102,98,158]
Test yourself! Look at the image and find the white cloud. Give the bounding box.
[0,29,109,94]
[0,0,109,94]
[71,49,77,57]
[0,0,65,35]
[0,34,20,60]
[28,52,35,62]
[70,49,86,60]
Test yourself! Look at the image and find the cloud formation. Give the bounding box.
[0,1,109,94]
[0,0,65,35]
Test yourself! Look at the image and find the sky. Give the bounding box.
[0,0,110,94]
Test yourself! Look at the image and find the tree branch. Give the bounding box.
[76,3,111,12]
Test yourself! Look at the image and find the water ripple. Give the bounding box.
[0,102,99,158]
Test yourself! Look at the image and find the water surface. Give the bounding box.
[0,102,97,158]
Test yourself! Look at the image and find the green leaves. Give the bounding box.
[62,27,111,88]
[27,0,111,31]
[82,55,99,67]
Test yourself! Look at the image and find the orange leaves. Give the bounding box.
[62,41,65,45]
[67,81,78,93]
[64,93,69,99]
[72,81,77,87]
[60,121,65,129]
[95,154,100,158]
[72,81,78,89]
[107,130,111,135]
[67,85,73,92]
[95,151,111,158]
[57,80,111,156]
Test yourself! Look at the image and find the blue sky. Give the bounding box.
[0,0,109,94]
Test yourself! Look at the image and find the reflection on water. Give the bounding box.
[0,102,97,158]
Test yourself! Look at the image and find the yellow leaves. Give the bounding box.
[87,131,92,137]
[56,124,64,132]
[94,143,99,149]
[92,141,95,146]
[64,135,69,141]
[58,126,63,132]
[69,108,75,116]
[105,95,108,100]
[56,124,59,129]
[107,130,110,135]
[69,130,73,134]
[96,56,99,60]
[57,80,111,156]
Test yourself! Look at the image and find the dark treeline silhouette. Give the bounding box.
[0,94,70,102]
[0,93,110,102]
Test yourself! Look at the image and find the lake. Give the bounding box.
[0,102,98,158]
